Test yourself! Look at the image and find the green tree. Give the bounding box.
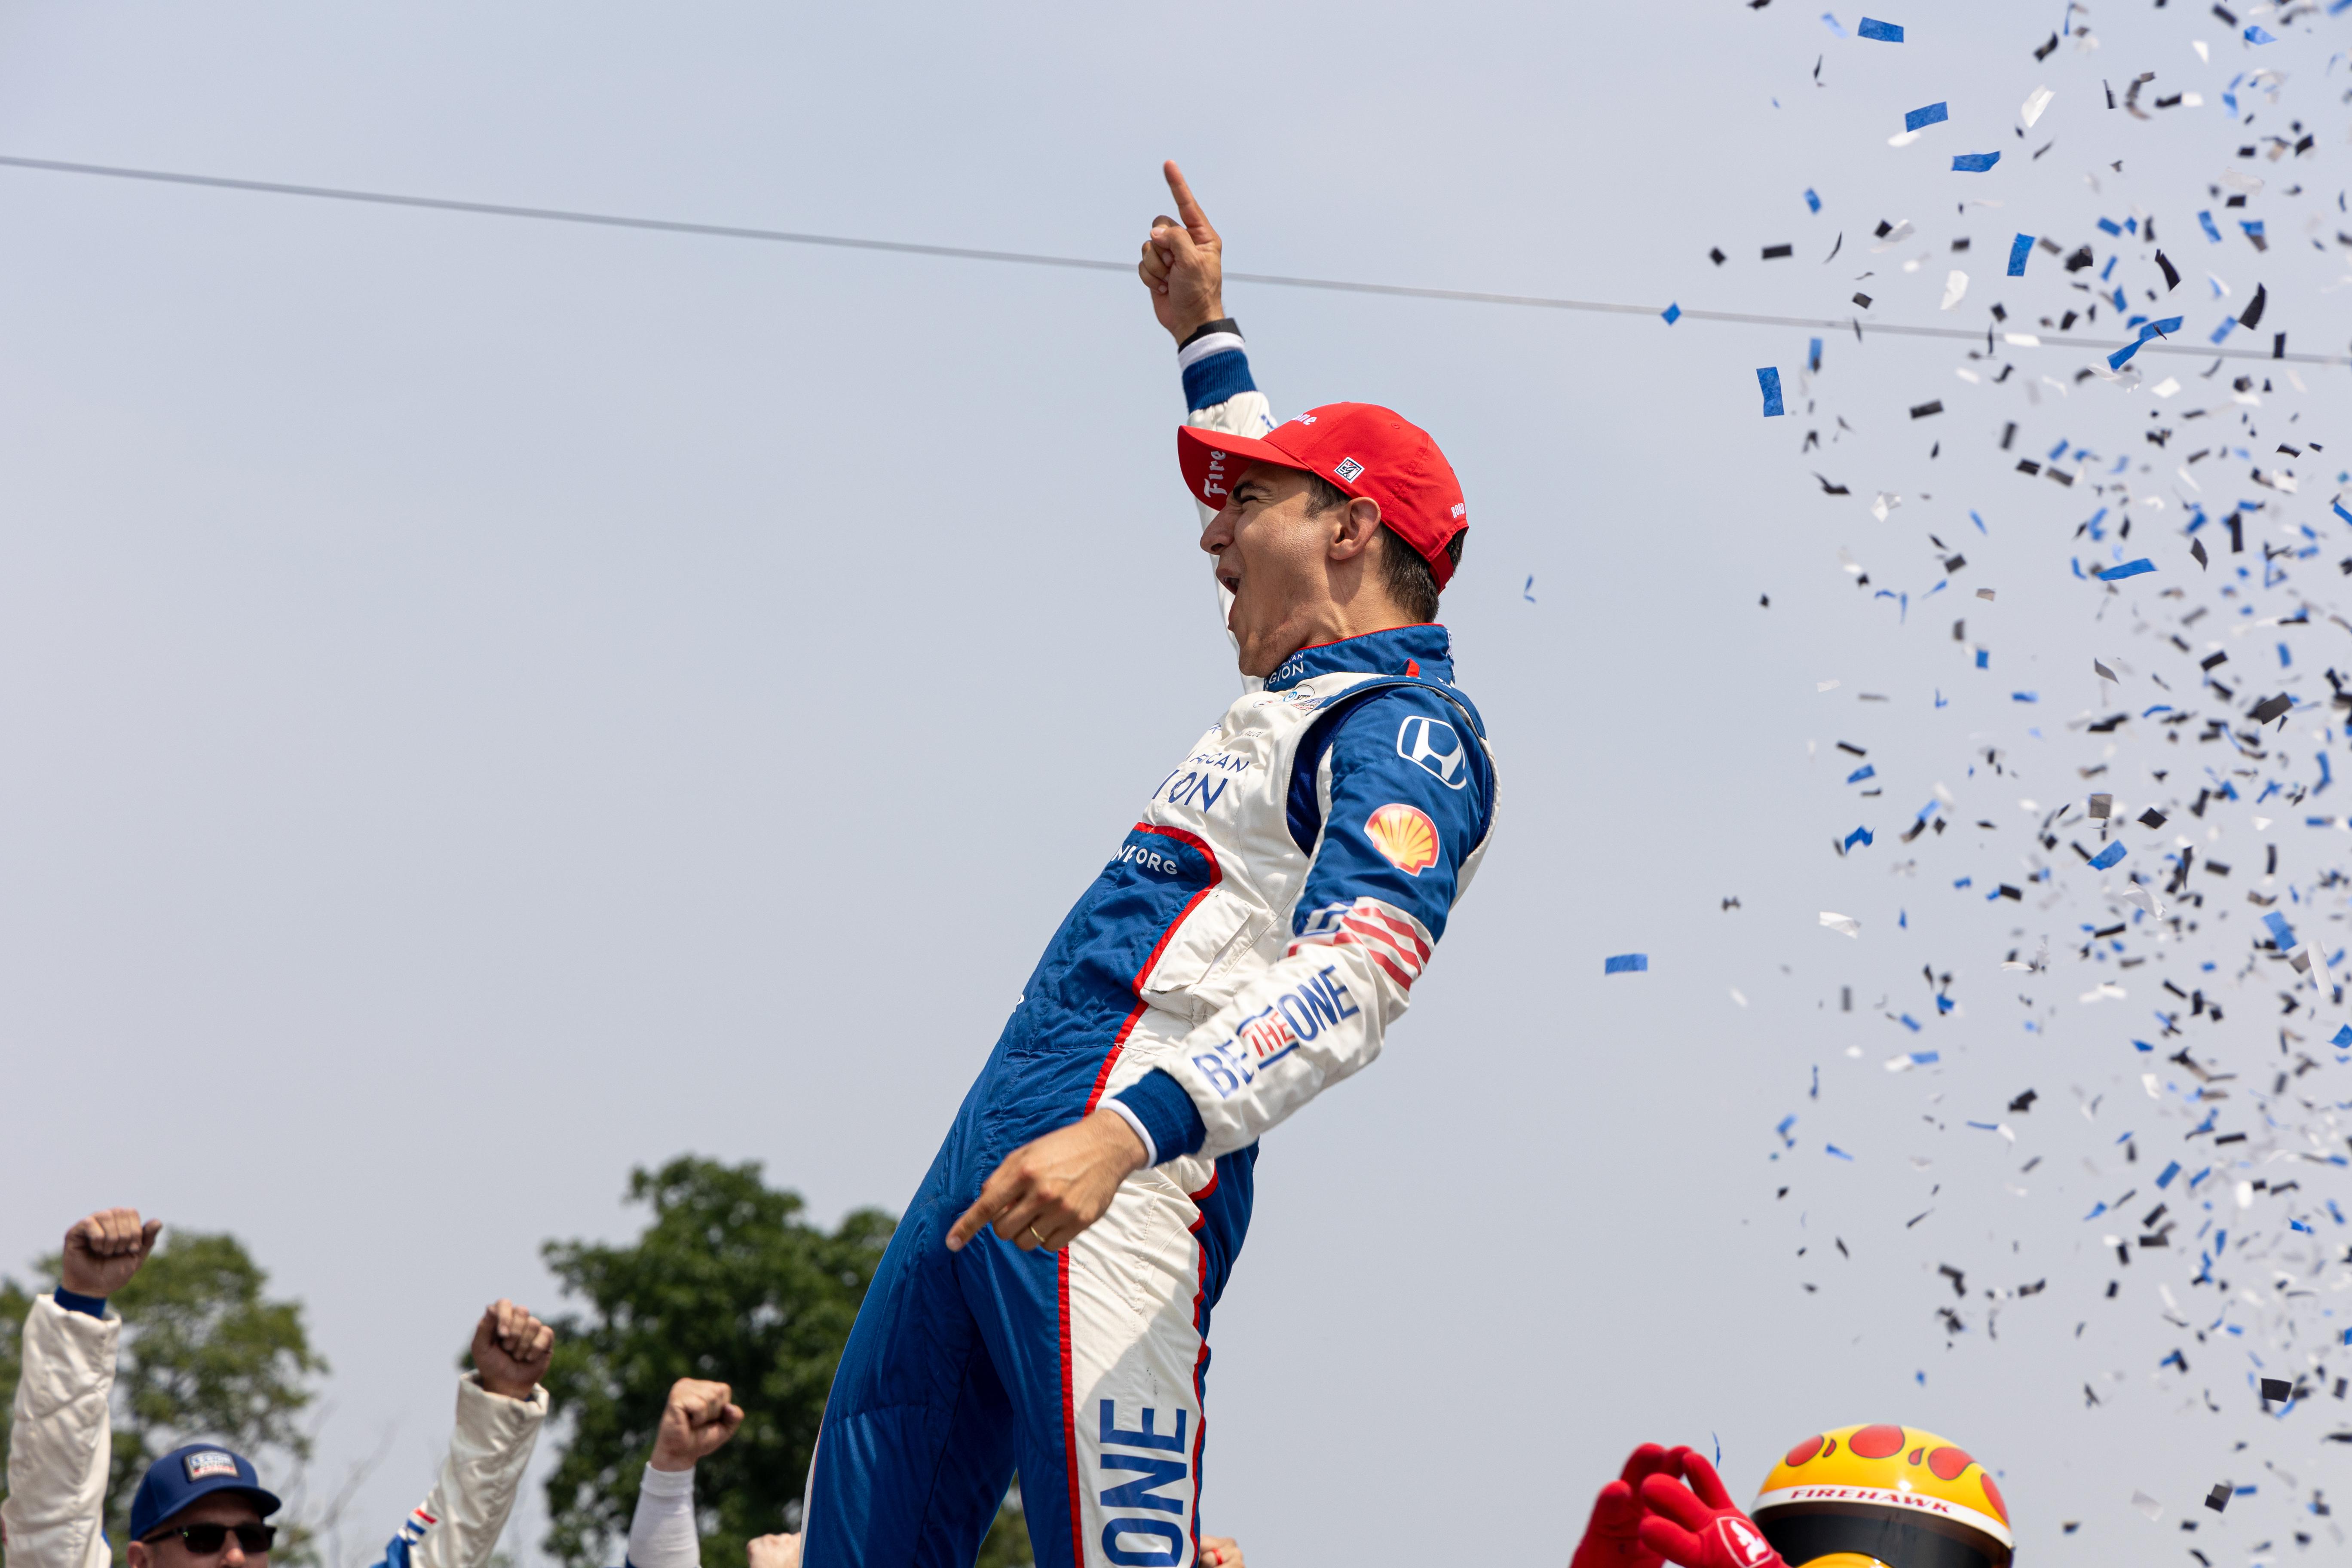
[538,1158,1033,1568]
[539,1158,890,1568]
[0,1231,327,1566]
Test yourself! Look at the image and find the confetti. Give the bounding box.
[2019,84,2054,126]
[1951,152,2001,172]
[1904,101,1949,132]
[1758,366,1786,417]
[2006,233,2034,276]
[1858,16,1904,40]
[1820,911,1862,937]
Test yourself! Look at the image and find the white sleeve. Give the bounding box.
[1,1297,119,1568]
[366,1376,547,1568]
[1176,325,1276,658]
[622,1465,698,1568]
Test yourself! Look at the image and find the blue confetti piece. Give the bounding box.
[2006,233,2034,276]
[1821,12,1848,34]
[1826,1144,1854,1161]
[2241,219,2266,243]
[1523,575,1536,603]
[1974,649,1988,668]
[2246,24,2276,42]
[2012,691,2037,702]
[1899,1013,1921,1032]
[2266,910,2297,949]
[1844,825,1874,850]
[2096,558,2155,581]
[2199,210,2223,243]
[2133,1039,2154,1052]
[1805,187,1822,212]
[1603,952,1648,974]
[2097,217,2122,236]
[1904,101,1949,132]
[1847,764,1876,784]
[1911,1050,1940,1065]
[2088,842,2127,870]
[1662,302,1682,325]
[2107,338,2146,371]
[2211,316,2239,344]
[1858,16,1904,40]
[1951,151,2000,172]
[1758,366,1785,417]
[2333,499,2352,527]
[2157,1161,2181,1188]
[1808,337,1823,371]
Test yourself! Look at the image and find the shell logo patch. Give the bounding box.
[1365,803,1440,875]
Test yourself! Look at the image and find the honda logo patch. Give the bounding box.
[1396,715,1467,789]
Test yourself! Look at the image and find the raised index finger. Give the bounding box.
[1162,160,1216,243]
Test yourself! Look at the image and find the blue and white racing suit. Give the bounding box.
[801,326,1498,1568]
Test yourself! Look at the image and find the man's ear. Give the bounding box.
[1329,496,1384,560]
[128,1542,153,1568]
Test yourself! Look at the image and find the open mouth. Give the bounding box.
[1219,567,1242,624]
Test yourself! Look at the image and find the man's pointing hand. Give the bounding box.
[1139,159,1226,344]
[946,1110,1148,1253]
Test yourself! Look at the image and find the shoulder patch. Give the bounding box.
[1394,713,1470,789]
[1365,804,1440,874]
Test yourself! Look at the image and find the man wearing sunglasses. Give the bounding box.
[3,1209,554,1568]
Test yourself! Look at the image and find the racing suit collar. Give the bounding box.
[1262,623,1453,692]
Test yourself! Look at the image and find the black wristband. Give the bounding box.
[1176,318,1242,351]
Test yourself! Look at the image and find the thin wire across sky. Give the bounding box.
[1,152,2341,368]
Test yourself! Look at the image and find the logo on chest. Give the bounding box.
[1152,750,1251,816]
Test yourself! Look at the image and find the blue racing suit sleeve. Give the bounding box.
[1120,684,1495,1161]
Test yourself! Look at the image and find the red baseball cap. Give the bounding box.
[1176,403,1468,588]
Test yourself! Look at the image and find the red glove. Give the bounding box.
[1637,1451,1785,1568]
[1570,1444,1685,1568]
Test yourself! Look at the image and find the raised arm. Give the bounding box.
[367,1302,552,1568]
[1139,160,1275,637]
[1,1210,159,1568]
[625,1378,745,1568]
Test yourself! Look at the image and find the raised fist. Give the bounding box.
[471,1299,555,1400]
[649,1377,746,1471]
[60,1209,160,1298]
[1571,1443,1684,1568]
[1638,1452,1787,1568]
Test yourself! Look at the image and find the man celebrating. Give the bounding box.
[4,1209,553,1568]
[801,164,1498,1567]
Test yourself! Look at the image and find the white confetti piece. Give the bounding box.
[1819,911,1862,938]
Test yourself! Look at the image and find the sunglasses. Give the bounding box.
[147,1525,276,1556]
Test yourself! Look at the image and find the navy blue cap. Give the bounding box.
[129,1445,282,1541]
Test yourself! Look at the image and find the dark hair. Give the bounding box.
[1302,473,1464,624]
